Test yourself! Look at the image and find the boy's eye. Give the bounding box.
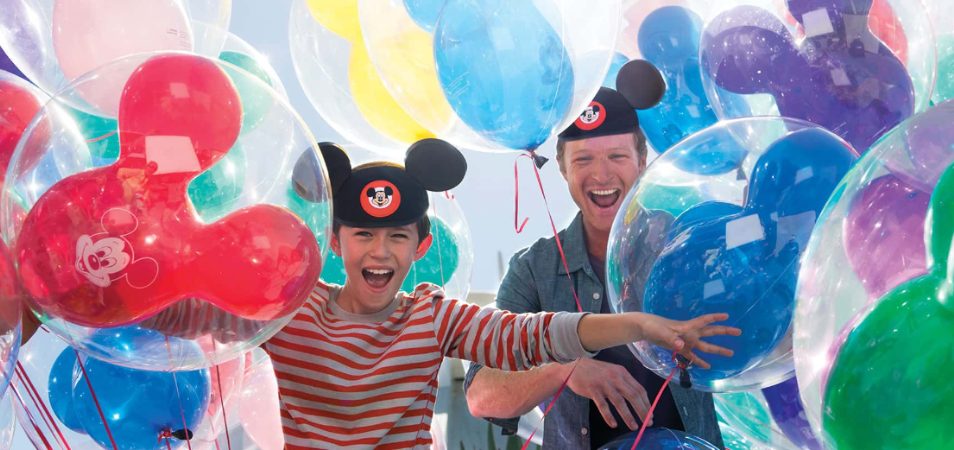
[356,231,373,237]
[391,233,409,240]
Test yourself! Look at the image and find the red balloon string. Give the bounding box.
[211,343,232,450]
[629,353,689,450]
[512,151,586,449]
[84,130,116,144]
[12,363,63,450]
[73,350,118,450]
[164,338,194,450]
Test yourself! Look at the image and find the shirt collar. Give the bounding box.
[558,212,591,275]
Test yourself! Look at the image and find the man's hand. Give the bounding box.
[566,358,651,430]
[639,312,741,369]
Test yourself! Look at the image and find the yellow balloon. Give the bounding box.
[373,27,453,134]
[349,43,434,144]
[305,0,361,41]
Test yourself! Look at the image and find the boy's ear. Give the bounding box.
[414,234,433,261]
[330,233,342,257]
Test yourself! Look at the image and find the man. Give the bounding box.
[464,86,724,448]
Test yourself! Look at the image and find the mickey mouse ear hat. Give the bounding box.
[558,59,666,141]
[320,138,467,228]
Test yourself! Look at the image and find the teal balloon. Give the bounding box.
[638,183,710,217]
[933,35,954,104]
[321,218,460,291]
[70,108,119,166]
[187,143,246,221]
[219,51,275,132]
[286,148,332,251]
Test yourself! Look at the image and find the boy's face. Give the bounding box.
[331,224,430,309]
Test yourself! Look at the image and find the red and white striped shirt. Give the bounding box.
[263,282,590,449]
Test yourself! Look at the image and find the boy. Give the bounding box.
[261,139,739,449]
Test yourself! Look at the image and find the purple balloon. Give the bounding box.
[844,174,929,299]
[761,377,822,450]
[0,46,25,80]
[701,1,914,152]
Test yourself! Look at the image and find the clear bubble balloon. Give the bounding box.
[432,0,622,151]
[0,52,330,371]
[289,0,433,156]
[12,328,241,449]
[714,376,822,450]
[357,0,501,152]
[598,428,720,449]
[0,0,232,115]
[699,0,935,153]
[794,100,954,449]
[608,117,856,392]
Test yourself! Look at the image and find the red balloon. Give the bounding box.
[0,78,45,185]
[868,0,908,65]
[15,54,321,327]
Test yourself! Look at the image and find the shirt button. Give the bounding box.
[592,292,601,300]
[581,427,589,436]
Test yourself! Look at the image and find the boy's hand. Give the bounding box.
[638,313,741,369]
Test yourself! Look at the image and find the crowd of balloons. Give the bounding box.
[0,0,953,449]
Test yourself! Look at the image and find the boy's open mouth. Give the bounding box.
[588,188,620,209]
[362,268,394,288]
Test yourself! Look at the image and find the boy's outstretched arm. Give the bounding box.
[577,312,740,369]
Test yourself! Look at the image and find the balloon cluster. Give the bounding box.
[608,118,856,392]
[1,52,331,371]
[292,0,623,153]
[794,101,954,449]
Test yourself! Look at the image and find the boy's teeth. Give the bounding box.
[591,189,617,196]
[367,269,392,275]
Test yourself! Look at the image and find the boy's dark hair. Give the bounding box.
[332,215,432,243]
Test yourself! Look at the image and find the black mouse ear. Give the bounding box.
[616,59,666,110]
[318,142,352,194]
[292,147,331,203]
[405,138,467,192]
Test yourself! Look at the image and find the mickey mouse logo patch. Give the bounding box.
[575,101,606,131]
[362,180,401,218]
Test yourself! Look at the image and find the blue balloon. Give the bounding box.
[434,0,574,150]
[47,350,84,432]
[635,6,719,153]
[0,47,26,80]
[598,428,720,449]
[603,52,629,88]
[71,330,211,450]
[404,0,445,32]
[667,125,748,175]
[643,128,855,384]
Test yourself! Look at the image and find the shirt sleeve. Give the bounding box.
[138,298,265,343]
[430,292,594,370]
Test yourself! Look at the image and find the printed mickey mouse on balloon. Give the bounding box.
[701,0,914,152]
[642,127,856,384]
[15,53,322,328]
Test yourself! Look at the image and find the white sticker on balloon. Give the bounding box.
[725,214,765,250]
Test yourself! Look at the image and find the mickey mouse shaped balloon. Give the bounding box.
[642,127,856,386]
[14,54,322,328]
[700,0,915,152]
[823,161,954,449]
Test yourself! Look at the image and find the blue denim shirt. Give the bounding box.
[464,213,724,448]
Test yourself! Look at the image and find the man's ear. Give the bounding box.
[415,234,433,261]
[330,233,342,257]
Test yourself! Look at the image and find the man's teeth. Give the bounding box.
[590,189,618,196]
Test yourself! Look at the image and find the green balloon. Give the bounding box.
[932,35,954,104]
[70,108,119,165]
[320,218,460,293]
[219,51,274,132]
[715,392,773,445]
[823,162,954,449]
[638,183,710,217]
[187,143,246,221]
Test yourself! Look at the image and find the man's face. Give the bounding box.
[560,133,646,236]
[331,224,428,309]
